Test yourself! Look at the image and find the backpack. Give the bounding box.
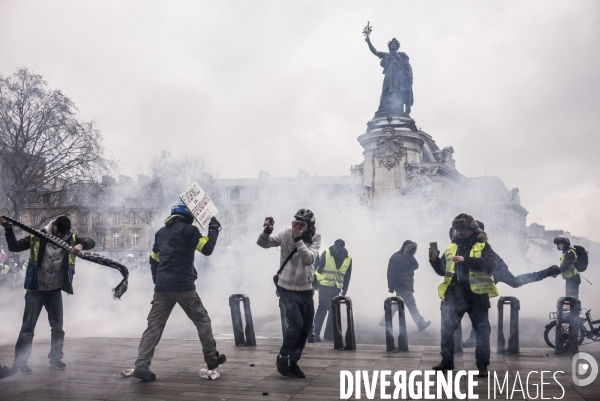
[572,245,589,272]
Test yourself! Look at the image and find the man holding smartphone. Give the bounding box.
[257,209,321,378]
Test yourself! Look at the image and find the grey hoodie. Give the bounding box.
[257,227,321,291]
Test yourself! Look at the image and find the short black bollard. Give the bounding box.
[279,298,289,338]
[497,296,520,354]
[384,297,408,352]
[228,294,256,347]
[331,296,356,351]
[555,297,582,356]
[454,319,462,354]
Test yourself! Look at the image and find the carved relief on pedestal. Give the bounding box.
[374,134,406,170]
[405,161,438,179]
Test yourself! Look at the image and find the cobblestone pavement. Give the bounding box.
[0,337,599,400]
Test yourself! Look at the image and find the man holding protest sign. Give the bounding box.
[126,190,223,382]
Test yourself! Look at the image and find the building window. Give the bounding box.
[238,229,246,245]
[96,232,104,245]
[32,215,39,225]
[114,215,120,226]
[219,230,228,247]
[113,233,119,247]
[238,211,246,224]
[241,190,250,201]
[132,232,139,246]
[133,214,139,225]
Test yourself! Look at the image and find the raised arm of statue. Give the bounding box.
[365,37,386,58]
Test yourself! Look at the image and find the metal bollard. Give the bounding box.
[555,297,582,356]
[454,319,462,354]
[278,298,289,338]
[497,296,520,354]
[331,296,356,351]
[228,294,256,347]
[384,297,408,352]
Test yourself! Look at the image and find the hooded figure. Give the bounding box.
[380,240,430,331]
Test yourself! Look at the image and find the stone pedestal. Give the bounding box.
[357,114,424,213]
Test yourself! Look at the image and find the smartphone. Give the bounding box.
[263,217,274,227]
[430,242,439,257]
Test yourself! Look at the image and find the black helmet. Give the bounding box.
[294,208,315,225]
[553,236,570,247]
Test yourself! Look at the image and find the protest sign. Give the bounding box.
[180,182,219,229]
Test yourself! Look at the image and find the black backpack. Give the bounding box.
[572,245,589,272]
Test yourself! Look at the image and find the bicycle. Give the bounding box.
[544,308,600,349]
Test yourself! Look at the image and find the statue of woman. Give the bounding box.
[365,37,414,115]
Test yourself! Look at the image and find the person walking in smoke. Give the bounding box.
[552,236,581,299]
[379,240,431,331]
[125,200,225,382]
[451,221,561,347]
[257,209,321,378]
[429,213,497,378]
[311,239,352,342]
[0,216,95,374]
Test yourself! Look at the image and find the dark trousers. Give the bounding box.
[14,289,64,365]
[135,291,218,371]
[279,287,314,363]
[565,275,581,299]
[313,285,339,340]
[440,285,490,369]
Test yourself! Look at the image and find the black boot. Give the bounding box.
[207,352,227,370]
[276,355,290,376]
[289,362,305,378]
[432,361,454,371]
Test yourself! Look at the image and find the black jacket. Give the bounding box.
[150,215,218,292]
[387,241,419,293]
[4,226,95,294]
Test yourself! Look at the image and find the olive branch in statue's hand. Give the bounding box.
[362,21,372,38]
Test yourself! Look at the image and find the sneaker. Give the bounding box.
[478,367,488,378]
[463,337,476,348]
[432,361,454,372]
[276,355,290,376]
[12,364,32,375]
[49,360,66,370]
[131,369,156,382]
[207,352,227,370]
[418,321,431,332]
[289,363,305,379]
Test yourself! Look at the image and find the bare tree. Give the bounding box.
[0,68,114,222]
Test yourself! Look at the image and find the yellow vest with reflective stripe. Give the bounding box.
[438,242,499,299]
[560,248,579,279]
[318,249,352,289]
[29,234,77,269]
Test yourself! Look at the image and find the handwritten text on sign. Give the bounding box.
[180,182,219,229]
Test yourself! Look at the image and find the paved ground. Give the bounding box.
[0,336,599,401]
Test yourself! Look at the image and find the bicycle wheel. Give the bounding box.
[544,321,585,349]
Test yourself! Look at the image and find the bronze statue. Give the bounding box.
[365,35,414,115]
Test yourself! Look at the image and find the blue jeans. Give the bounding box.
[15,289,64,365]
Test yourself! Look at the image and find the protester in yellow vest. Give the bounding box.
[310,239,352,342]
[552,236,581,298]
[428,213,497,378]
[0,216,94,375]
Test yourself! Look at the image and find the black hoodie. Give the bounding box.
[387,240,419,292]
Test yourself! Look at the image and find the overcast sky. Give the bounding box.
[1,0,598,241]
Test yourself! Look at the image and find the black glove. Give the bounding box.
[544,265,561,277]
[208,217,221,231]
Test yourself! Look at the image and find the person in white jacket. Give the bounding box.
[257,209,321,379]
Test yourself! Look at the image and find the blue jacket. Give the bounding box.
[149,215,219,292]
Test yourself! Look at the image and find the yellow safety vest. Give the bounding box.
[29,234,77,272]
[438,242,499,299]
[560,248,579,279]
[315,249,352,289]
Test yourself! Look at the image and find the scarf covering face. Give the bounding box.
[2,216,129,299]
